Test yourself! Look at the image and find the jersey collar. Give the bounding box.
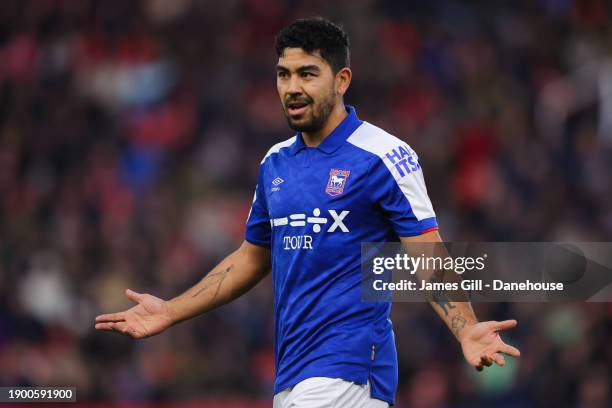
[289,105,363,155]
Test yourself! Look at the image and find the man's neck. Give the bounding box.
[302,104,348,147]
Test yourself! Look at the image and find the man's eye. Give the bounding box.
[301,72,314,78]
[278,72,288,78]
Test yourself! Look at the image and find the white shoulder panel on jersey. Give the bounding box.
[347,121,436,221]
[261,136,297,164]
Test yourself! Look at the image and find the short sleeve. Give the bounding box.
[368,148,438,237]
[245,164,271,247]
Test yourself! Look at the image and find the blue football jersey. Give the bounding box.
[245,105,438,405]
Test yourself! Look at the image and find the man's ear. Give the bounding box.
[335,67,352,96]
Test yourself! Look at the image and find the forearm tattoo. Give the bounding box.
[191,264,233,299]
[451,314,467,338]
[430,273,456,316]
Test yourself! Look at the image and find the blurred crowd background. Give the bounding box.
[1,0,611,407]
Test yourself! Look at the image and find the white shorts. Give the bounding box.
[273,377,390,408]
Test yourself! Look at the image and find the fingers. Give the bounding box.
[95,289,147,338]
[491,353,505,366]
[95,321,138,338]
[125,289,145,303]
[95,288,143,323]
[95,312,126,323]
[94,322,129,334]
[476,356,493,371]
[94,322,116,331]
[474,354,492,371]
[474,347,517,371]
[499,342,521,357]
[494,319,517,331]
[110,322,131,335]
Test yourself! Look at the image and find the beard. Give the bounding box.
[283,90,336,133]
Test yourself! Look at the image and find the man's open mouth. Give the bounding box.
[287,101,309,115]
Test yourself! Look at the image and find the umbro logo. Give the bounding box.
[271,177,284,192]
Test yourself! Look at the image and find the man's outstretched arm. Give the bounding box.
[400,231,521,371]
[94,241,271,338]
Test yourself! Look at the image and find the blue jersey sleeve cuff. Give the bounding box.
[245,235,271,248]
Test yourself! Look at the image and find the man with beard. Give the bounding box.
[95,17,520,407]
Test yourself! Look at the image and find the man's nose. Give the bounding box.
[287,75,302,95]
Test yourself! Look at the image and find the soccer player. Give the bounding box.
[95,17,521,407]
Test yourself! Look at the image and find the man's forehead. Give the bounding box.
[277,48,327,68]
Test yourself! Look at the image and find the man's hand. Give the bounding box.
[94,289,174,339]
[460,319,521,371]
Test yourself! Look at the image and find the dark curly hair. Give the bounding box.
[274,17,350,73]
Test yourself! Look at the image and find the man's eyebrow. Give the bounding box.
[275,64,321,72]
[297,65,321,72]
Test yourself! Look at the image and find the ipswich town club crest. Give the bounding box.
[325,168,351,197]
